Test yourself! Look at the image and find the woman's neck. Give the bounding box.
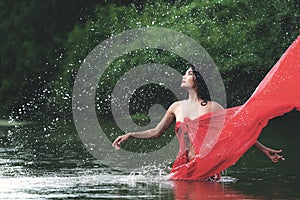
[187,89,200,103]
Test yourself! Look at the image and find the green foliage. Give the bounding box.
[130,113,150,126]
[1,0,300,119]
[0,0,99,116]
[62,0,300,113]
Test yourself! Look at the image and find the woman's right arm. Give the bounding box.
[112,102,179,150]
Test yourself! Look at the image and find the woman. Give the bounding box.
[113,34,300,180]
[112,66,284,180]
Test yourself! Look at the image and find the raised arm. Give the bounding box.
[112,102,178,150]
[254,141,285,163]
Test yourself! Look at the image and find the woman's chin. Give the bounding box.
[181,84,191,90]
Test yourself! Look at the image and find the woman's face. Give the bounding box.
[181,68,196,89]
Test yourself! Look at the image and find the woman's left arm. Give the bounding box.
[255,141,285,163]
[210,103,285,163]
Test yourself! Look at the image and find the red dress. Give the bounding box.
[169,35,300,181]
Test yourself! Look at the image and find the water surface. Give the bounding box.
[0,112,299,199]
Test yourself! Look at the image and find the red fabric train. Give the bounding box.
[169,34,300,180]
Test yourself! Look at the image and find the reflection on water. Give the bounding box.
[0,111,299,199]
[172,181,257,200]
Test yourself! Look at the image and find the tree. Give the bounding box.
[0,0,100,117]
[62,0,300,119]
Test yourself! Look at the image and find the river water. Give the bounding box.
[0,111,299,199]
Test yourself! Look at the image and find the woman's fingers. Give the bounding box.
[112,137,118,146]
[279,155,285,161]
[112,135,129,150]
[271,154,285,163]
[274,149,285,161]
[113,140,121,150]
[112,136,122,147]
[114,143,121,150]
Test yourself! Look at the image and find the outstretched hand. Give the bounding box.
[263,148,285,163]
[112,133,131,150]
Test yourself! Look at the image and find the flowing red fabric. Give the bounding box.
[169,35,300,181]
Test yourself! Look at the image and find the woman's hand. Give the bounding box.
[112,133,131,150]
[255,141,285,163]
[262,148,285,163]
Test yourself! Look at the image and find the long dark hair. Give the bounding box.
[190,65,211,106]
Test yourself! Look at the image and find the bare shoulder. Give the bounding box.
[210,101,224,112]
[168,101,181,112]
